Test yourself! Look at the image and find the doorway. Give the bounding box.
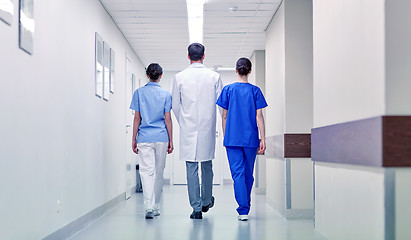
[124,54,140,199]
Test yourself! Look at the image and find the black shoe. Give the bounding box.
[190,211,203,219]
[145,210,154,219]
[202,196,215,213]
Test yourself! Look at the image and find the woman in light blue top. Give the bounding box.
[130,63,173,219]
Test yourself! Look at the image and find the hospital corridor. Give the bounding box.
[1,0,411,240]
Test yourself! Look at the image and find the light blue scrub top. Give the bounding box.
[216,82,268,148]
[129,82,172,143]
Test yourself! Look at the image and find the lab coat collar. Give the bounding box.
[189,62,205,68]
[145,81,160,87]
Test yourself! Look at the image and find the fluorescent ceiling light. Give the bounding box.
[186,0,204,44]
[187,0,205,5]
[216,67,236,71]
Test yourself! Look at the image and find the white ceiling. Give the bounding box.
[100,0,281,71]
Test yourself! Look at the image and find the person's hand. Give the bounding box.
[257,139,266,155]
[132,141,138,154]
[167,141,174,154]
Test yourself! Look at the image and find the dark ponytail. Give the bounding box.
[146,63,163,80]
[236,57,252,76]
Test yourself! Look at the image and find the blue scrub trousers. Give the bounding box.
[225,146,258,215]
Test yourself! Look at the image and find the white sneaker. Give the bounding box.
[153,210,160,216]
[238,215,248,221]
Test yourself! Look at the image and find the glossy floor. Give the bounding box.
[68,185,327,240]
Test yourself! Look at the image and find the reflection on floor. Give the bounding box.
[68,185,326,240]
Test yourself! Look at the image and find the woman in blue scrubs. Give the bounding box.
[216,57,267,221]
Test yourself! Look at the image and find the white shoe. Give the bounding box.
[238,215,248,221]
[153,210,160,216]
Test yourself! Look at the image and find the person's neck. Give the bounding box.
[150,80,159,83]
[190,60,203,64]
[237,75,248,83]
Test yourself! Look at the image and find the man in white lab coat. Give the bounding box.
[172,43,223,219]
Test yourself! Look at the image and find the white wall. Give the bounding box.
[290,159,313,209]
[284,0,313,133]
[249,50,266,91]
[265,0,313,217]
[265,2,286,138]
[217,70,237,182]
[0,0,145,239]
[313,0,385,128]
[218,70,237,86]
[250,51,267,193]
[157,71,178,181]
[264,0,287,212]
[266,159,286,215]
[385,0,411,115]
[266,0,312,134]
[395,169,411,239]
[312,0,411,239]
[315,163,385,240]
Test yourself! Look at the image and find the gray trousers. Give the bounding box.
[186,160,214,212]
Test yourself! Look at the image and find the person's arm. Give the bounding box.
[216,76,223,117]
[171,77,180,123]
[132,112,141,154]
[256,109,266,154]
[222,109,228,136]
[164,112,174,154]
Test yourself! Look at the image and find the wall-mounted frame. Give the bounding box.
[19,0,34,54]
[131,73,136,115]
[110,49,115,93]
[131,73,136,95]
[95,33,103,98]
[103,41,110,101]
[0,0,14,25]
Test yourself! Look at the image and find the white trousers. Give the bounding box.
[137,142,168,211]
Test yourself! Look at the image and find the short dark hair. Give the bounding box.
[188,43,205,61]
[236,57,252,76]
[146,63,163,80]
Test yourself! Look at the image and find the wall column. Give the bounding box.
[264,0,313,219]
[250,50,267,194]
[313,0,411,239]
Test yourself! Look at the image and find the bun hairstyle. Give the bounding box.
[146,63,163,80]
[236,57,252,76]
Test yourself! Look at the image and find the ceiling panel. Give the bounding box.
[100,0,280,71]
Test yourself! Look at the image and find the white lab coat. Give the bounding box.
[172,63,223,162]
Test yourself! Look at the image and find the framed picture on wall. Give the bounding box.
[103,41,110,101]
[19,0,34,54]
[0,0,14,25]
[110,48,115,93]
[131,73,136,115]
[95,33,103,98]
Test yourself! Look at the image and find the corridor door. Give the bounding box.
[124,55,140,199]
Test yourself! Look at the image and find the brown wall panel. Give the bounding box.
[266,134,311,158]
[383,116,411,167]
[284,134,311,158]
[312,116,411,167]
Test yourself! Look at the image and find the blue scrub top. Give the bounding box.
[130,82,172,143]
[216,82,268,147]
